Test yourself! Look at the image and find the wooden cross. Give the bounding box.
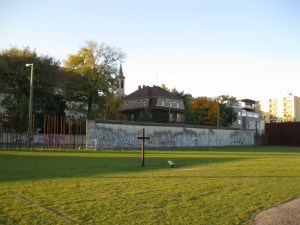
[137,128,150,167]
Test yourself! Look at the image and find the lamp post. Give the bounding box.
[26,63,34,147]
[217,102,220,127]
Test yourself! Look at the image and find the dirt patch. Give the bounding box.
[252,197,300,225]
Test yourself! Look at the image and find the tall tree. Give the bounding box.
[215,95,238,126]
[63,40,126,118]
[0,46,65,117]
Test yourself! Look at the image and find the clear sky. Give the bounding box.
[1,0,299,100]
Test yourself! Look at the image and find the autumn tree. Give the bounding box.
[63,40,126,118]
[190,96,217,126]
[190,95,238,126]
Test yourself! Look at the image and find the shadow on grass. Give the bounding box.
[0,152,244,182]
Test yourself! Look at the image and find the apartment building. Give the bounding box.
[231,99,262,133]
[257,93,300,123]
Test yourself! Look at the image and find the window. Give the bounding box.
[162,100,165,107]
[121,80,124,88]
[143,100,146,107]
[177,102,179,108]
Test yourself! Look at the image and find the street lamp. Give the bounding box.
[26,63,34,147]
[217,102,220,127]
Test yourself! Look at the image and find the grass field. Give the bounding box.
[1,146,300,225]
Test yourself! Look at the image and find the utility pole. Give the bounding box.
[26,63,34,147]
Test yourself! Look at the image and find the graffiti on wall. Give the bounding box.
[1,133,85,148]
[88,121,254,149]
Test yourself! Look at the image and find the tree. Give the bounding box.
[63,40,126,118]
[0,46,66,117]
[98,96,127,120]
[215,95,238,126]
[137,108,152,122]
[190,96,218,126]
[161,84,170,92]
[184,100,197,124]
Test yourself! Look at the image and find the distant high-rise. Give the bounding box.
[257,93,300,122]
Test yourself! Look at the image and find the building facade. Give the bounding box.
[122,85,185,123]
[257,93,300,123]
[231,99,262,133]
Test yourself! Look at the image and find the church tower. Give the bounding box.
[115,64,125,97]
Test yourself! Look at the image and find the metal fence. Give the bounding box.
[0,114,86,150]
[265,122,300,146]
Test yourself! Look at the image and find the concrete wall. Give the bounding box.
[87,120,254,149]
[0,133,86,149]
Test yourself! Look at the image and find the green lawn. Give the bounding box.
[1,146,300,225]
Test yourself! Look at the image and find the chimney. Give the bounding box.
[143,85,145,88]
[138,85,141,90]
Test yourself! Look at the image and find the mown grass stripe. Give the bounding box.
[10,191,75,222]
[80,186,149,207]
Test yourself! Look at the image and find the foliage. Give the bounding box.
[63,40,126,118]
[161,83,170,92]
[189,95,238,126]
[1,147,300,225]
[98,96,127,120]
[185,100,197,124]
[171,88,194,124]
[216,95,238,126]
[0,46,66,117]
[137,108,152,122]
[190,96,217,125]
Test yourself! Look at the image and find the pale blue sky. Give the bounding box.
[1,0,299,100]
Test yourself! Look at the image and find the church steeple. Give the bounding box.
[118,64,124,78]
[116,64,125,96]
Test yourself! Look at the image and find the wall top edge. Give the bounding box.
[93,119,242,131]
